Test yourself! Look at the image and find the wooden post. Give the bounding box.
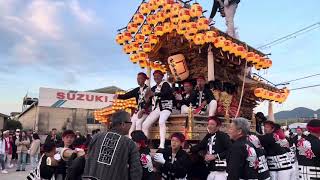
[268,101,275,122]
[146,66,151,87]
[207,44,215,81]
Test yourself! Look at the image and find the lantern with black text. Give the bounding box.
[127,22,138,34]
[116,33,125,45]
[193,33,205,45]
[197,16,209,31]
[139,3,150,15]
[190,3,203,18]
[133,13,144,25]
[168,54,189,81]
[141,25,152,36]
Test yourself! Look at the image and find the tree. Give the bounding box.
[6,119,23,130]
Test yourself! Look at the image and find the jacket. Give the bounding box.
[178,91,198,108]
[29,139,41,156]
[118,85,149,111]
[194,88,215,109]
[139,147,155,180]
[15,137,30,153]
[150,81,174,111]
[84,130,142,180]
[227,136,259,180]
[157,147,192,180]
[191,131,231,172]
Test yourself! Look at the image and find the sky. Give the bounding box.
[0,0,319,115]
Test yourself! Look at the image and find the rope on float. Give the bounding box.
[235,58,248,118]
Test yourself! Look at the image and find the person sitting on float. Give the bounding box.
[194,76,217,116]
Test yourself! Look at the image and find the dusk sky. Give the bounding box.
[0,0,319,115]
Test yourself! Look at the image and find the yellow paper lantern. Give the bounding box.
[254,88,264,98]
[246,52,255,63]
[156,11,166,23]
[149,34,158,45]
[205,30,217,43]
[139,2,150,15]
[148,1,158,12]
[130,53,139,64]
[127,22,138,34]
[235,45,247,59]
[115,33,125,45]
[168,54,189,81]
[170,15,180,24]
[185,22,197,36]
[139,60,147,69]
[131,41,140,53]
[171,3,182,18]
[193,33,205,45]
[264,59,272,69]
[163,22,172,33]
[133,13,144,26]
[213,36,226,48]
[123,44,132,54]
[135,33,145,44]
[155,25,164,36]
[141,25,152,36]
[178,8,191,22]
[142,42,152,53]
[222,40,232,52]
[163,3,172,13]
[147,14,157,26]
[154,0,166,9]
[123,31,132,42]
[252,54,261,64]
[177,22,187,35]
[197,16,209,31]
[184,33,195,41]
[190,3,203,18]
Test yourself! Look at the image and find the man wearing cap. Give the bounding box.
[142,70,174,149]
[154,132,192,180]
[116,72,149,137]
[191,117,231,180]
[258,121,292,180]
[176,81,197,114]
[227,118,259,180]
[131,130,154,180]
[194,76,217,116]
[84,110,142,180]
[296,119,320,180]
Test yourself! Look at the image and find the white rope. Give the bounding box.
[235,60,248,118]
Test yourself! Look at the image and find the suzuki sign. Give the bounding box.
[39,87,115,109]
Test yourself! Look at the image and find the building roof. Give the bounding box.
[17,101,38,118]
[89,86,123,94]
[0,113,9,118]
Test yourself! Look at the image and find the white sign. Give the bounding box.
[39,87,115,109]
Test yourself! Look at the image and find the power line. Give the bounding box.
[257,22,320,50]
[291,84,320,91]
[277,73,320,85]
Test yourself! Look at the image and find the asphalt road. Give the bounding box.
[0,165,31,180]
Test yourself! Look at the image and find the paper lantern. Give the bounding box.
[256,58,266,69]
[133,13,144,25]
[141,25,152,36]
[204,30,217,43]
[123,31,132,42]
[135,33,145,44]
[155,25,164,36]
[197,16,209,31]
[130,53,139,64]
[235,45,247,59]
[156,11,166,23]
[163,3,172,14]
[171,3,182,18]
[274,93,281,102]
[127,22,138,34]
[190,3,203,18]
[184,33,194,41]
[142,42,152,53]
[264,59,272,69]
[168,54,189,81]
[149,34,158,45]
[115,33,125,45]
[163,22,172,33]
[186,22,197,36]
[148,1,158,12]
[178,8,191,22]
[170,15,180,24]
[153,61,161,70]
[139,60,147,69]
[123,44,132,54]
[139,2,150,15]
[246,52,255,63]
[193,33,205,45]
[267,91,275,101]
[147,14,157,26]
[222,40,232,52]
[254,88,264,98]
[154,0,166,8]
[252,54,261,65]
[213,36,226,48]
[177,22,187,35]
[131,41,140,53]
[138,51,148,61]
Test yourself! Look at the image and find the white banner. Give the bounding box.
[39,87,115,109]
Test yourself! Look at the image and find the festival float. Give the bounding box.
[94,0,290,141]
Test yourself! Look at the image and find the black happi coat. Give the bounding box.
[227,136,259,180]
[194,88,215,109]
[296,134,320,180]
[176,91,197,108]
[139,147,155,180]
[157,147,192,180]
[150,82,174,111]
[258,133,292,171]
[118,84,148,111]
[191,131,231,172]
[248,133,270,180]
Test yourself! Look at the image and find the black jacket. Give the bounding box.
[210,0,240,18]
[191,131,231,171]
[177,91,197,108]
[290,134,306,147]
[227,136,259,180]
[150,82,174,111]
[139,147,155,180]
[157,147,192,180]
[194,88,215,108]
[118,85,148,111]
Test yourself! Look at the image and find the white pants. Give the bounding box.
[207,171,227,180]
[181,100,217,116]
[142,108,171,148]
[270,169,293,180]
[224,3,238,38]
[291,162,298,180]
[129,111,148,137]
